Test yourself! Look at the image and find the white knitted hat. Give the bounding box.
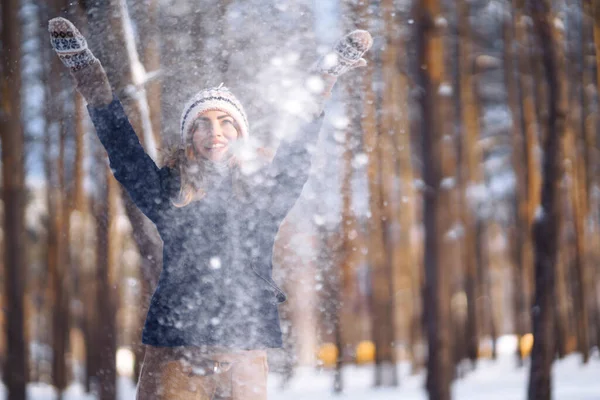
[179,84,249,145]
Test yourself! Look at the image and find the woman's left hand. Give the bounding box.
[311,30,373,77]
[305,30,373,118]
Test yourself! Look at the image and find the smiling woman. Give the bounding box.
[48,15,372,400]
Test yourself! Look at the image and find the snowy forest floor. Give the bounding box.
[2,352,599,400]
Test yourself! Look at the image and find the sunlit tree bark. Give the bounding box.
[581,0,600,355]
[393,5,420,375]
[511,0,541,364]
[379,0,418,378]
[582,0,600,352]
[528,0,567,398]
[589,0,600,357]
[504,1,528,363]
[563,3,590,362]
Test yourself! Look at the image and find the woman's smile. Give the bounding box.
[204,140,228,150]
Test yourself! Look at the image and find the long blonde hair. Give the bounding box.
[159,143,275,208]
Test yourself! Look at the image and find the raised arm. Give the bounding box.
[264,30,373,224]
[49,17,175,222]
[87,96,176,222]
[263,114,325,224]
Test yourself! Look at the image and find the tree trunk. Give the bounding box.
[590,0,600,357]
[129,0,162,147]
[52,98,70,396]
[418,1,453,398]
[93,165,119,400]
[511,0,541,364]
[70,91,89,385]
[43,2,77,394]
[580,1,600,353]
[528,1,567,398]
[564,3,590,362]
[457,0,484,366]
[345,0,397,388]
[0,0,28,398]
[440,0,463,376]
[503,1,530,360]
[380,0,418,381]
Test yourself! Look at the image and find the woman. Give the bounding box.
[49,17,372,400]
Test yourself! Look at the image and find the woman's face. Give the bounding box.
[190,110,239,162]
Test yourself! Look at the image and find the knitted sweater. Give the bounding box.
[87,96,324,348]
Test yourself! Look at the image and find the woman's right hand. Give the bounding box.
[48,17,113,106]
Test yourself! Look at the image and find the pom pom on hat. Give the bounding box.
[180,84,249,145]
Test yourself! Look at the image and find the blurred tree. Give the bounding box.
[418,0,456,400]
[528,0,567,399]
[91,164,119,400]
[417,0,453,398]
[510,0,541,365]
[582,0,600,352]
[563,1,590,362]
[50,1,73,394]
[381,0,418,381]
[348,0,398,388]
[555,182,571,358]
[71,92,89,385]
[128,0,163,146]
[0,0,29,398]
[457,0,483,367]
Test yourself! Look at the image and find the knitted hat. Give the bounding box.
[180,84,249,145]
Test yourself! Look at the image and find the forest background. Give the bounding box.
[1,0,600,399]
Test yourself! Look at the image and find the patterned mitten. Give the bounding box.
[48,17,98,72]
[48,17,113,106]
[311,30,373,77]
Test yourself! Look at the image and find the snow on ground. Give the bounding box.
[266,354,600,400]
[2,353,599,399]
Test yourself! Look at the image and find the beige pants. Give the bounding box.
[136,346,269,400]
